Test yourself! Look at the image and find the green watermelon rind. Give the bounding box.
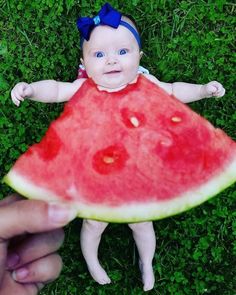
[3,157,236,223]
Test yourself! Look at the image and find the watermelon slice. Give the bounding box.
[3,75,236,222]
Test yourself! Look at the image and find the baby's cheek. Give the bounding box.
[130,60,140,73]
[86,69,98,81]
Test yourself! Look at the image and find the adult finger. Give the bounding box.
[0,199,77,240]
[0,195,21,284]
[12,253,63,284]
[0,242,7,285]
[0,271,39,295]
[0,194,22,207]
[7,229,64,270]
[0,199,76,285]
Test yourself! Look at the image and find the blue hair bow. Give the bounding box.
[77,3,122,41]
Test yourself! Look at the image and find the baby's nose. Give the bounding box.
[106,54,118,65]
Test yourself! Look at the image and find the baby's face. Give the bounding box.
[82,25,141,89]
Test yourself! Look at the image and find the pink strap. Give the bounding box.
[77,67,88,79]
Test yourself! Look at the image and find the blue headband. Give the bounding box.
[77,3,141,48]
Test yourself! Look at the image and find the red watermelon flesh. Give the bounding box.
[3,75,236,222]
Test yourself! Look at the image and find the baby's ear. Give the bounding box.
[80,58,84,66]
[140,51,144,59]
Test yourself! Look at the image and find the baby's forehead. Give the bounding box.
[84,25,137,49]
[92,24,132,38]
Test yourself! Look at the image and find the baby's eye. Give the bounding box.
[95,51,105,58]
[119,48,128,55]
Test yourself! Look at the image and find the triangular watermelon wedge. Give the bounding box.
[3,75,236,222]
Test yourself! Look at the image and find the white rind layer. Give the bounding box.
[3,157,236,222]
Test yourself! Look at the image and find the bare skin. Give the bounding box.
[10,18,225,292]
[80,220,110,285]
[0,195,77,294]
[80,220,156,291]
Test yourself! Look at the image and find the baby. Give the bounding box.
[11,3,225,292]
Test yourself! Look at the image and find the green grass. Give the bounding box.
[0,0,235,294]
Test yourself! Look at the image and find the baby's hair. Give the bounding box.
[121,14,140,35]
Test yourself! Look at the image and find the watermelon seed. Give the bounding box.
[93,145,129,174]
[103,156,115,164]
[171,116,182,123]
[130,116,140,127]
[160,140,170,146]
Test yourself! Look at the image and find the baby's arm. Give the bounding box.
[11,79,86,106]
[145,74,225,103]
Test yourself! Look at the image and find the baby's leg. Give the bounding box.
[128,222,156,291]
[80,219,111,284]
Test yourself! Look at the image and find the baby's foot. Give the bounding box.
[87,263,111,285]
[139,260,155,291]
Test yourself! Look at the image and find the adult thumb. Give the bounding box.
[0,198,77,240]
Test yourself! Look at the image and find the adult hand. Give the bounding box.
[0,194,77,295]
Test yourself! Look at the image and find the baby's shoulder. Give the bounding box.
[142,73,161,85]
[141,74,172,95]
[59,78,88,102]
[72,78,87,90]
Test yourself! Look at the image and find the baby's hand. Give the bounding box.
[11,82,34,106]
[202,81,225,98]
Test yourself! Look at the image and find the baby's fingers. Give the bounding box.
[215,85,225,97]
[208,81,225,97]
[11,89,24,107]
[11,82,31,106]
[11,96,20,107]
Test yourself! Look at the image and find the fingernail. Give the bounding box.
[12,267,29,281]
[7,253,20,268]
[48,202,77,224]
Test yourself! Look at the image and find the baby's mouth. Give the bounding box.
[104,70,121,74]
